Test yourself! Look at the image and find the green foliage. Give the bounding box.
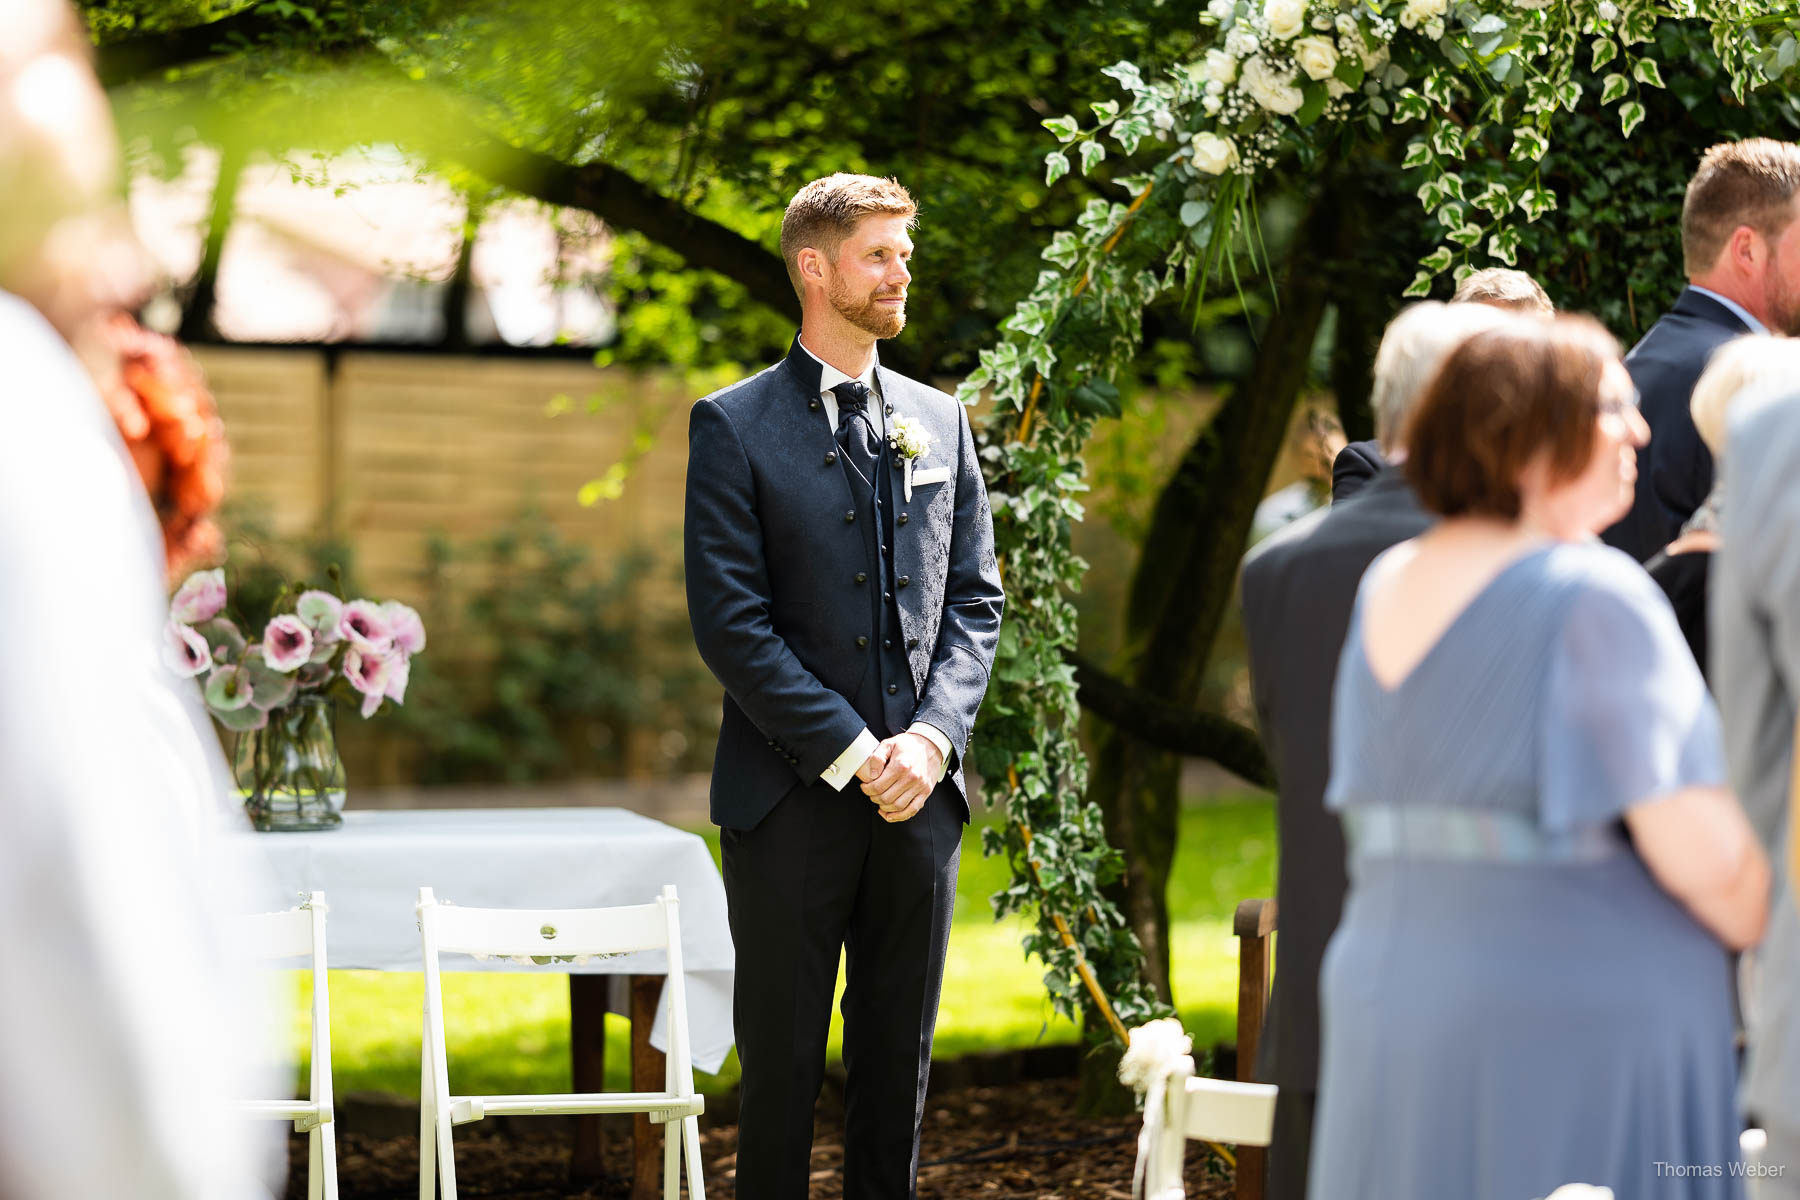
[965,2,1800,1052]
[388,511,715,783]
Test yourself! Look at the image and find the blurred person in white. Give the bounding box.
[1713,374,1800,1194]
[0,2,285,1197]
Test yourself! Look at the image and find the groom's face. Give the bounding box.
[825,213,913,339]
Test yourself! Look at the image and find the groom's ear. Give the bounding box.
[796,246,829,288]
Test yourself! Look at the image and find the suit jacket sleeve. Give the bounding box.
[1650,404,1714,542]
[684,397,868,780]
[910,403,1005,767]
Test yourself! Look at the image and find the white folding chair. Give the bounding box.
[417,884,705,1200]
[235,892,338,1200]
[1138,1056,1276,1200]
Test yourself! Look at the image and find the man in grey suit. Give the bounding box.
[1714,385,1800,1193]
[1239,301,1508,1200]
[684,173,1003,1199]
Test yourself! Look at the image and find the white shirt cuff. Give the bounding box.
[821,727,881,791]
[907,722,953,782]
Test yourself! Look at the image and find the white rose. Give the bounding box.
[1424,16,1445,38]
[1240,55,1305,115]
[1512,0,1554,7]
[1203,48,1239,84]
[1399,0,1445,28]
[1225,27,1261,58]
[1203,94,1224,115]
[1597,0,1618,17]
[1190,131,1242,174]
[1335,12,1358,37]
[1293,35,1340,81]
[1207,0,1235,18]
[1263,0,1307,39]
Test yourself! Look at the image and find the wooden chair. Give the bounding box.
[416,884,705,1200]
[235,892,338,1200]
[1133,898,1279,1200]
[1232,898,1277,1200]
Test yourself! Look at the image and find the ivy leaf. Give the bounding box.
[1600,73,1629,104]
[1404,270,1436,298]
[1633,58,1665,88]
[1421,246,1455,272]
[1044,150,1071,186]
[1111,116,1151,153]
[1079,140,1107,173]
[1592,37,1617,70]
[1042,115,1080,142]
[1100,60,1145,92]
[1448,223,1485,248]
[1619,100,1646,137]
[1090,100,1121,123]
[1510,125,1549,162]
[1401,139,1433,170]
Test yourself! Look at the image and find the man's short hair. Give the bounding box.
[1682,139,1800,277]
[1453,268,1553,314]
[1403,316,1621,520]
[1369,301,1514,451]
[779,174,917,298]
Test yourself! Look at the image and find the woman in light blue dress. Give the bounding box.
[1308,316,1770,1200]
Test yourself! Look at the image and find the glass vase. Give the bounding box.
[233,696,347,831]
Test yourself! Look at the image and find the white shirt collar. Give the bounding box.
[1688,285,1768,335]
[798,337,878,396]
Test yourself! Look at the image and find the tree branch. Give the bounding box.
[435,130,800,322]
[94,14,803,323]
[95,8,311,89]
[1068,650,1274,789]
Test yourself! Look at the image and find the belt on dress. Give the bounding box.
[1342,804,1627,865]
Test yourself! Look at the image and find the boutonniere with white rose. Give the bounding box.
[889,415,933,501]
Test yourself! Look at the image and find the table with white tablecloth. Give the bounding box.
[233,807,735,1194]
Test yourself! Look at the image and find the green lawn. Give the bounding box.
[286,796,1275,1097]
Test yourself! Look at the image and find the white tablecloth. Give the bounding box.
[233,808,736,1073]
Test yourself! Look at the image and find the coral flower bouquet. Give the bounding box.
[163,567,426,830]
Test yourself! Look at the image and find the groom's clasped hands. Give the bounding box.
[856,733,942,823]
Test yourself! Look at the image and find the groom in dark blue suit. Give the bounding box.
[684,173,1003,1199]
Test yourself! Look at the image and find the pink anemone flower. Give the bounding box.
[343,645,395,718]
[338,599,394,655]
[169,568,226,624]
[162,621,212,678]
[261,615,314,673]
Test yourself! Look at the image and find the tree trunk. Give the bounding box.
[1075,173,1359,1111]
[180,142,247,343]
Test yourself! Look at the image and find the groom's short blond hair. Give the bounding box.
[780,174,917,298]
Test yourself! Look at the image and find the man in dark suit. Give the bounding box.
[1603,138,1800,562]
[1330,268,1553,503]
[1240,301,1508,1200]
[684,173,1003,1199]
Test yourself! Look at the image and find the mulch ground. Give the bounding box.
[289,1078,1236,1198]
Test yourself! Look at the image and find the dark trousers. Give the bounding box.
[721,776,961,1200]
[1267,1086,1315,1200]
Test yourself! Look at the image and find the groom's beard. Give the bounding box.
[830,273,906,339]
